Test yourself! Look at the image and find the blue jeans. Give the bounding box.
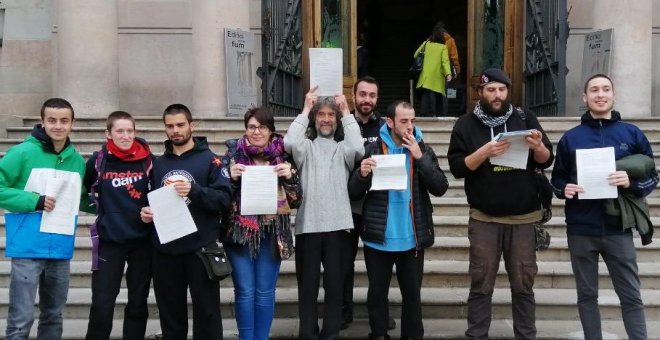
[6,258,70,340]
[225,236,282,340]
[568,233,647,340]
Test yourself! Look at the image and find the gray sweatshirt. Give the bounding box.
[284,114,365,234]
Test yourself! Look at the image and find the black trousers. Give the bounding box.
[419,89,447,117]
[85,240,151,340]
[295,230,349,340]
[364,246,424,339]
[341,214,363,321]
[152,248,223,340]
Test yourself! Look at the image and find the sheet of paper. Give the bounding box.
[371,154,407,191]
[490,133,531,170]
[148,185,197,244]
[494,129,535,141]
[576,147,618,199]
[241,166,278,215]
[40,176,81,235]
[309,48,343,96]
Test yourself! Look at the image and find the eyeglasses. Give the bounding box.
[247,125,270,133]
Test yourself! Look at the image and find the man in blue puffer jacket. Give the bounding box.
[348,100,448,340]
[552,74,659,340]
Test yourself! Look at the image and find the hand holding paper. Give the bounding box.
[309,48,343,96]
[240,166,278,215]
[147,185,197,244]
[371,154,407,191]
[576,147,618,199]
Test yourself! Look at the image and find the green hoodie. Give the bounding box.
[0,134,86,259]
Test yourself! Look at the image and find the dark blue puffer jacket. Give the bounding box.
[551,111,659,236]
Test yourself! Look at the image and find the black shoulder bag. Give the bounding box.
[196,242,232,281]
[409,41,428,78]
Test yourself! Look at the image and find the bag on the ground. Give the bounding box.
[409,41,427,78]
[196,242,232,281]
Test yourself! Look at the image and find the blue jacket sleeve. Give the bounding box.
[550,135,572,200]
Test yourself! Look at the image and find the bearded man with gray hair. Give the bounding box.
[284,86,364,340]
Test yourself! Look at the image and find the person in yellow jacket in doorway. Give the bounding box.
[414,21,453,117]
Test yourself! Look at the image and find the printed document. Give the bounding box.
[241,166,278,215]
[148,185,197,244]
[309,48,343,96]
[41,176,81,235]
[371,154,407,191]
[490,130,534,169]
[576,147,618,199]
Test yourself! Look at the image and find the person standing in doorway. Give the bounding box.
[414,21,453,117]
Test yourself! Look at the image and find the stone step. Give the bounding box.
[0,258,658,291]
[4,318,659,340]
[1,235,659,262]
[1,286,659,321]
[1,214,654,242]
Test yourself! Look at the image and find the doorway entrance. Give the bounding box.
[357,0,468,116]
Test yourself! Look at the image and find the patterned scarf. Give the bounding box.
[472,101,514,128]
[230,134,293,258]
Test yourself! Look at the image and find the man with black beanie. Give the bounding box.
[447,68,554,339]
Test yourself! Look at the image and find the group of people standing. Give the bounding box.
[0,67,656,340]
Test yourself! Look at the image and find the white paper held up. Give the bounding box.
[371,154,407,191]
[148,185,197,244]
[241,166,278,215]
[309,48,343,96]
[576,147,618,199]
[40,176,81,235]
[490,130,534,170]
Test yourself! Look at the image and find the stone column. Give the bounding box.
[192,0,250,117]
[57,0,119,117]
[592,0,652,117]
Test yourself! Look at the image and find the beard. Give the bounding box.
[355,102,374,116]
[169,132,192,146]
[480,97,512,116]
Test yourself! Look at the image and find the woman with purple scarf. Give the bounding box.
[221,106,302,339]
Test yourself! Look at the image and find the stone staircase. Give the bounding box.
[2,116,660,339]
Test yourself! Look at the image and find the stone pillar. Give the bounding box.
[192,0,250,118]
[57,0,119,116]
[592,0,652,117]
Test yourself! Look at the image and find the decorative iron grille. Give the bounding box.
[261,0,303,117]
[524,0,568,116]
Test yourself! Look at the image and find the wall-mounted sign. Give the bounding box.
[225,29,257,116]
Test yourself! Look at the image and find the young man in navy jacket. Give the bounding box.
[141,104,232,340]
[552,74,658,340]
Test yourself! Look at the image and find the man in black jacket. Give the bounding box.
[447,69,553,340]
[140,104,232,340]
[349,100,448,340]
[343,76,392,330]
